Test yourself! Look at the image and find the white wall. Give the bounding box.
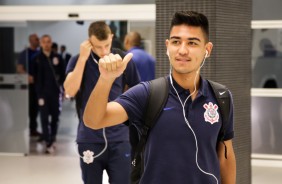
[14,21,94,55]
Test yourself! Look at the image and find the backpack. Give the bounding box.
[130,77,231,184]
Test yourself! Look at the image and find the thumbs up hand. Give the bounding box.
[98,53,133,81]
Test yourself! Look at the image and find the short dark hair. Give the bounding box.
[170,11,209,42]
[52,42,58,49]
[127,32,142,47]
[88,21,111,40]
[28,33,38,41]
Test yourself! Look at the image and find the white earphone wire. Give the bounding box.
[169,52,218,184]
[75,127,108,160]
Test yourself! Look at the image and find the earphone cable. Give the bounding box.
[75,127,108,159]
[169,55,218,184]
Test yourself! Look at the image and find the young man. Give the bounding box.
[64,21,140,184]
[60,45,72,67]
[35,34,65,154]
[17,33,41,137]
[83,11,236,184]
[124,31,156,81]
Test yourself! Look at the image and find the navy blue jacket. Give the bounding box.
[116,76,234,184]
[17,48,39,76]
[35,51,65,99]
[66,48,141,143]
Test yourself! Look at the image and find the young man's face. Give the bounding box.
[166,24,212,75]
[40,36,52,53]
[89,34,113,58]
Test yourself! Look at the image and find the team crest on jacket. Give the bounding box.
[53,57,59,65]
[203,102,219,124]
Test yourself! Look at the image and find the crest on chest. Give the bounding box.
[203,102,219,124]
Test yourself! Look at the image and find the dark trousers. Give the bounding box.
[39,94,60,146]
[29,84,38,132]
[78,142,131,184]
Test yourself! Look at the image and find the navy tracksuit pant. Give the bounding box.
[39,93,60,146]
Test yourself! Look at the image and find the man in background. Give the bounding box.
[60,45,72,67]
[35,34,65,154]
[124,31,155,81]
[17,33,41,137]
[64,21,140,184]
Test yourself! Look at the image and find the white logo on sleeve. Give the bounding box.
[203,102,219,124]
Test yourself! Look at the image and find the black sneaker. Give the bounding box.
[30,131,42,137]
[37,136,44,142]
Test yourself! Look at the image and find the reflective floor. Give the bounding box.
[0,100,281,184]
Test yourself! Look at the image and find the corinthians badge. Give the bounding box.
[53,57,59,65]
[82,150,94,164]
[203,102,219,124]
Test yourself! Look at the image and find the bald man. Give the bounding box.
[124,32,155,81]
[17,33,41,137]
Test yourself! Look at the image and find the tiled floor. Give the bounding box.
[0,100,86,184]
[0,100,281,184]
[252,159,282,184]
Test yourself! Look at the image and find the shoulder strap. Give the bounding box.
[144,77,169,128]
[207,80,231,158]
[47,56,60,89]
[132,77,169,165]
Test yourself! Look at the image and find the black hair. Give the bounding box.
[52,42,58,49]
[170,11,209,42]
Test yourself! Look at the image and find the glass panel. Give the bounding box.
[252,29,282,88]
[251,96,282,154]
[108,20,127,50]
[0,22,29,154]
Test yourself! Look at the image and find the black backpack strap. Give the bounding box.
[144,77,169,128]
[132,77,169,166]
[207,80,231,159]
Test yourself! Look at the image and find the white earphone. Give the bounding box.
[168,48,218,184]
[205,50,208,58]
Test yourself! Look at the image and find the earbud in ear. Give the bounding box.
[205,50,208,58]
[166,50,171,60]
